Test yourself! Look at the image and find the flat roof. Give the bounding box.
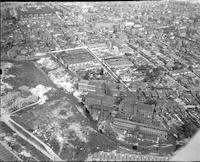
[104,56,133,67]
[136,103,154,112]
[114,118,167,132]
[60,49,95,64]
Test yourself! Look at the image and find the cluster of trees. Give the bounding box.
[144,98,157,106]
[177,122,198,139]
[82,68,104,80]
[1,8,15,21]
[136,64,152,72]
[172,61,184,70]
[1,91,21,109]
[143,67,162,82]
[1,91,38,113]
[10,95,38,112]
[7,46,20,58]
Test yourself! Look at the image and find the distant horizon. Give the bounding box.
[2,0,200,5]
[172,0,200,3]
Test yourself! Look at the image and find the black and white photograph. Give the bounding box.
[0,0,200,161]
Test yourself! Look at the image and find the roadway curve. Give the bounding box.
[11,99,42,115]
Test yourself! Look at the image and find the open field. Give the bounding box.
[2,61,55,90]
[11,95,118,161]
[0,143,20,162]
[0,121,51,161]
[57,48,95,65]
[14,135,51,161]
[0,122,15,135]
[1,61,59,114]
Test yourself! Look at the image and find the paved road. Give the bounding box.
[127,43,200,125]
[46,46,87,54]
[1,115,62,161]
[86,48,132,92]
[0,141,22,161]
[127,43,188,90]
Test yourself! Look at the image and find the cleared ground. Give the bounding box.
[0,121,51,161]
[2,61,117,161]
[3,61,55,90]
[11,96,118,161]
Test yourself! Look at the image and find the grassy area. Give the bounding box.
[15,135,51,161]
[0,122,15,135]
[2,59,118,160]
[11,96,118,161]
[0,143,20,162]
[5,61,54,90]
[0,121,51,161]
[60,49,95,65]
[11,115,35,132]
[9,120,47,152]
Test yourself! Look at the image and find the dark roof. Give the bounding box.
[114,118,167,132]
[79,80,106,90]
[136,103,154,113]
[124,92,138,101]
[119,99,135,112]
[85,96,101,106]
[79,79,89,85]
[85,93,115,107]
[89,80,106,88]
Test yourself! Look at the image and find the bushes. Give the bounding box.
[1,91,38,113]
[143,67,162,82]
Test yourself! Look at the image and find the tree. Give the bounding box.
[83,71,90,80]
[137,64,150,71]
[181,123,195,138]
[173,61,183,70]
[7,46,19,58]
[188,66,193,72]
[195,79,199,85]
[143,68,161,82]
[145,98,157,106]
[100,67,104,75]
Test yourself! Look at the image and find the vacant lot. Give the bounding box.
[11,96,117,161]
[3,61,54,90]
[1,61,62,112]
[0,121,51,161]
[57,49,95,65]
[2,60,117,160]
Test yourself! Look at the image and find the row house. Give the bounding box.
[171,69,192,77]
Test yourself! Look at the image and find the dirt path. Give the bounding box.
[11,99,42,115]
[0,141,22,161]
[1,114,62,161]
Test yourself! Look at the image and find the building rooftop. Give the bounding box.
[59,49,95,65]
[114,118,167,132]
[79,79,106,89]
[85,93,116,108]
[104,56,133,67]
[136,103,154,113]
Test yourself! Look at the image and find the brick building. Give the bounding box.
[84,93,117,120]
[78,79,106,95]
[113,118,168,140]
[118,93,138,119]
[78,79,121,97]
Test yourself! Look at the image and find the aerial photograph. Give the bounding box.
[0,0,200,161]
